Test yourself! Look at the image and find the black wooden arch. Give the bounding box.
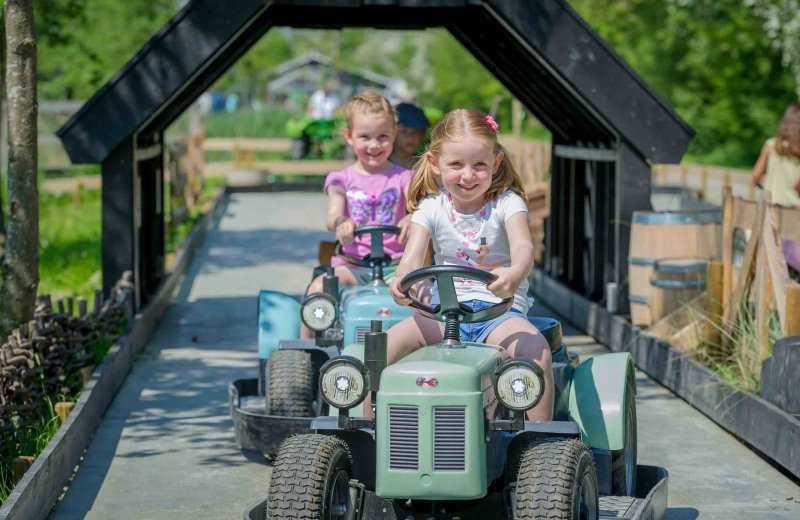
[57,0,694,311]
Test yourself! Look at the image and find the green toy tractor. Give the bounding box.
[263,266,664,520]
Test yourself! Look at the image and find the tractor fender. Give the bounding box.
[568,352,635,451]
[258,290,300,360]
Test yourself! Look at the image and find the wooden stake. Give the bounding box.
[723,170,731,189]
[786,284,800,337]
[705,260,724,347]
[699,167,708,200]
[721,186,734,323]
[754,245,772,368]
[55,401,75,424]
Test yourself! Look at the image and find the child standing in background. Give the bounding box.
[390,102,430,169]
[388,108,553,421]
[751,103,800,274]
[301,90,413,339]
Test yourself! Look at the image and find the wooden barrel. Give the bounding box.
[649,259,707,322]
[628,210,720,326]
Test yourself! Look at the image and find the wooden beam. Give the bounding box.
[721,186,733,323]
[754,244,773,368]
[761,204,791,327]
[724,197,765,338]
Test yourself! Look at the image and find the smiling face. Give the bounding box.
[344,112,397,174]
[427,135,503,213]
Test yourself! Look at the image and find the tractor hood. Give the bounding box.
[381,343,506,394]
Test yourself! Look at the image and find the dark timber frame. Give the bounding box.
[57,0,694,310]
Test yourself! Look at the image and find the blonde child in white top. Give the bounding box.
[387,108,553,422]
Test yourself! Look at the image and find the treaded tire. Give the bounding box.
[267,434,353,519]
[514,437,599,520]
[611,375,637,496]
[267,350,314,417]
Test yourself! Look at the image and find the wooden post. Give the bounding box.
[723,170,731,189]
[55,401,75,424]
[785,284,800,337]
[679,163,688,187]
[705,260,724,347]
[754,245,772,368]
[721,186,734,323]
[73,180,83,208]
[699,167,708,200]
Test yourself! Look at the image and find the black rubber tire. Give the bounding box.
[266,434,353,519]
[514,437,599,520]
[267,350,314,417]
[611,375,637,496]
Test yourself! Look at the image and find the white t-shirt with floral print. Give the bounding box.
[411,190,531,313]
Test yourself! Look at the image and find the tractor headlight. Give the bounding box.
[301,293,338,332]
[494,359,545,411]
[319,356,370,409]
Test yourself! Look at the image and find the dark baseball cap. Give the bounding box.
[396,103,430,130]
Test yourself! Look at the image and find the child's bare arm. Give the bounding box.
[326,185,356,244]
[390,223,432,304]
[751,142,771,188]
[488,212,534,298]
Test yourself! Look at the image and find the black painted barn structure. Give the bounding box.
[57,0,694,311]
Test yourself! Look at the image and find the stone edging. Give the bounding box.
[530,270,800,480]
[0,187,228,520]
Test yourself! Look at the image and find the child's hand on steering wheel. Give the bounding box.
[391,275,433,306]
[334,217,356,245]
[487,266,520,299]
[389,276,411,306]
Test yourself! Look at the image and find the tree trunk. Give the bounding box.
[1,0,38,335]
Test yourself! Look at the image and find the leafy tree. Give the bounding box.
[570,0,797,167]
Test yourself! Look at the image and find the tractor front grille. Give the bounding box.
[355,326,369,344]
[433,407,466,471]
[389,405,419,470]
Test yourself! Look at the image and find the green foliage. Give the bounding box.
[0,396,63,505]
[570,0,797,168]
[37,0,178,99]
[38,189,101,301]
[202,106,296,138]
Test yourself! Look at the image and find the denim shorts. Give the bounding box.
[455,299,524,343]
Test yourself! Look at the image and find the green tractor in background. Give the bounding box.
[286,116,346,160]
[263,266,667,520]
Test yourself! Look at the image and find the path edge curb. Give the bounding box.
[530,270,800,481]
[0,186,228,520]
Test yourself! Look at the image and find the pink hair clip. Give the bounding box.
[484,115,499,133]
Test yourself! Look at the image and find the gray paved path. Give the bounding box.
[50,192,800,519]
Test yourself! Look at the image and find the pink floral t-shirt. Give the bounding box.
[324,164,413,266]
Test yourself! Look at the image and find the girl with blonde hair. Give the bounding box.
[387,108,553,421]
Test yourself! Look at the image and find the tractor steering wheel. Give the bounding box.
[398,265,513,324]
[334,225,401,267]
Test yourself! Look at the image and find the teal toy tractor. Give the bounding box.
[229,226,414,455]
[263,266,667,519]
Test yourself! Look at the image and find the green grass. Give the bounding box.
[38,190,102,301]
[202,107,298,138]
[0,395,64,505]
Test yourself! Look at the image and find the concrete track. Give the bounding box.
[50,192,800,519]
